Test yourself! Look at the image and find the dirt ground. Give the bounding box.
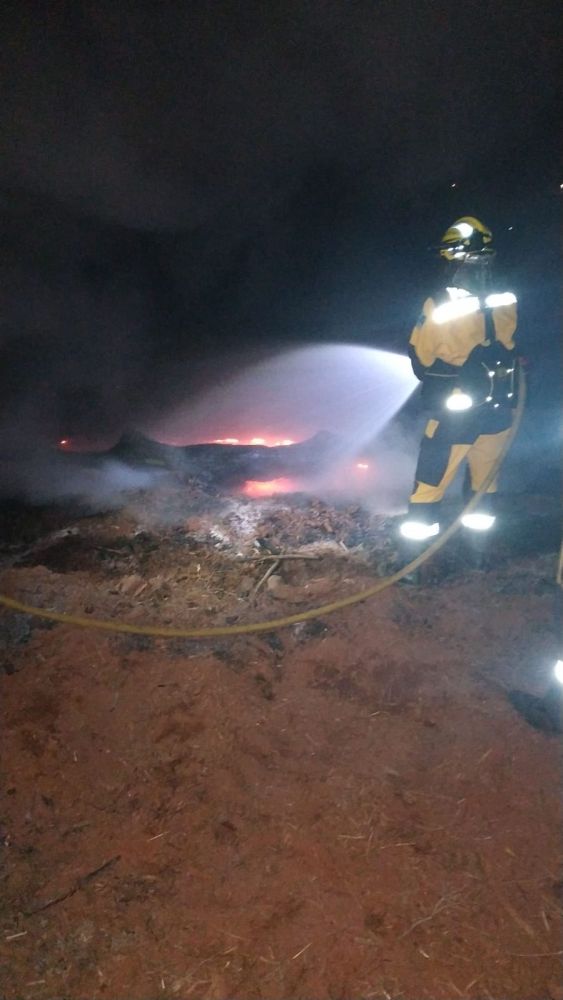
[0,486,561,1000]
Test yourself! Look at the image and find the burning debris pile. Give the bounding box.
[4,426,378,508]
[64,430,349,489]
[1,467,559,646]
[0,478,404,646]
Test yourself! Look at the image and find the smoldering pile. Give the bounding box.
[0,471,404,658]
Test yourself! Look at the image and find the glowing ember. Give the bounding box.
[213,435,296,448]
[243,477,296,497]
[58,438,70,448]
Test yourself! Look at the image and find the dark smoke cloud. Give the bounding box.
[0,0,560,454]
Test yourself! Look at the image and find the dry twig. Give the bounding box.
[246,553,320,562]
[252,559,281,597]
[24,855,120,916]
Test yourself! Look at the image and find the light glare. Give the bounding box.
[461,513,496,531]
[433,297,480,324]
[400,520,440,540]
[446,392,473,411]
[485,292,517,308]
[554,660,563,685]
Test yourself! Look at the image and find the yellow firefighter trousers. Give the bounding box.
[410,423,511,505]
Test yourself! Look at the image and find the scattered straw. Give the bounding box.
[507,949,563,958]
[500,899,539,941]
[398,890,462,940]
[291,941,312,960]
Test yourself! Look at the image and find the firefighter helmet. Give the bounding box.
[439,216,493,261]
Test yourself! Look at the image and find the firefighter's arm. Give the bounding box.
[409,297,439,378]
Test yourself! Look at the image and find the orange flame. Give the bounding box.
[243,477,296,497]
[212,435,295,448]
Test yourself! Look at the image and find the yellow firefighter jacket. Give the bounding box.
[410,292,517,370]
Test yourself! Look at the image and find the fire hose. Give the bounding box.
[0,374,526,639]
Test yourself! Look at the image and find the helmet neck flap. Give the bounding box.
[449,255,494,297]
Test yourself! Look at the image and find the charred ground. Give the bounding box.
[0,481,561,1000]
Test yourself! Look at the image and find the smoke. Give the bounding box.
[298,418,422,514]
[0,451,158,508]
[0,402,158,506]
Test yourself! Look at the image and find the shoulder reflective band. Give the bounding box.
[484,292,518,308]
[433,290,517,324]
[433,296,480,324]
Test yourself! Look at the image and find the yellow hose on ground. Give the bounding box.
[0,375,526,638]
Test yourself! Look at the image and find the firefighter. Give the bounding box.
[401,216,519,542]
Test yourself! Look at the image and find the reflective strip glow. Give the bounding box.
[433,291,517,323]
[400,521,440,541]
[554,660,563,685]
[433,297,480,324]
[446,392,473,411]
[484,292,517,308]
[461,513,496,531]
[455,223,474,238]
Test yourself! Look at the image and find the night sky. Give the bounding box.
[0,1,560,457]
